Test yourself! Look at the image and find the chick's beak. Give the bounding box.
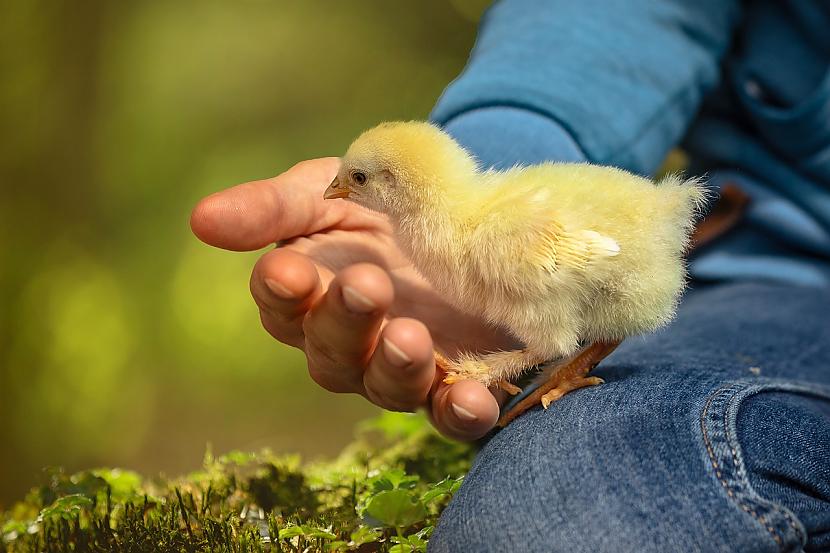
[323,176,352,199]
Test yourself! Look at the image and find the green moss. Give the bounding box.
[0,413,473,552]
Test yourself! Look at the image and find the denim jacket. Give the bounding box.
[431,0,830,286]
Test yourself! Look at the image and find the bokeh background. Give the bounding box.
[0,0,489,506]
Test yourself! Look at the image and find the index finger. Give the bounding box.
[190,157,346,251]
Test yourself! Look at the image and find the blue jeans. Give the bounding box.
[430,281,830,552]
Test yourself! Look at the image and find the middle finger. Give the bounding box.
[302,263,393,394]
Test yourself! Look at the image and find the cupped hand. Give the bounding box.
[190,158,514,440]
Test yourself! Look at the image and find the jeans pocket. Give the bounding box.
[700,379,830,552]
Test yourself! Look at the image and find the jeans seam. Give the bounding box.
[700,384,783,548]
[700,380,826,552]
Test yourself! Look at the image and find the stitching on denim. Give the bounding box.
[720,388,805,545]
[701,379,830,548]
[700,381,816,552]
[700,384,783,548]
[720,385,811,547]
[726,398,804,545]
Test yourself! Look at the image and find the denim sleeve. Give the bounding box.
[431,0,741,175]
[440,106,586,170]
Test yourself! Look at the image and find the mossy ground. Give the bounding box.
[1,413,473,552]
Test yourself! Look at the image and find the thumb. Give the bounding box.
[190,157,342,251]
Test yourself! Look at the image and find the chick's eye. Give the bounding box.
[352,171,367,185]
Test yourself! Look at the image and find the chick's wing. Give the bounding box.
[518,186,621,273]
[466,184,620,279]
[531,222,620,273]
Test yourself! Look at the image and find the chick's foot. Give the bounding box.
[435,351,489,385]
[497,340,621,427]
[442,372,523,395]
[439,348,547,393]
[441,358,492,386]
[440,364,521,395]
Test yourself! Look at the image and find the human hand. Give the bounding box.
[190,158,516,440]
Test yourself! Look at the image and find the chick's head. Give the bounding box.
[324,121,476,218]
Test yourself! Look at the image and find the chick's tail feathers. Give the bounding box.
[658,174,708,219]
[656,174,709,248]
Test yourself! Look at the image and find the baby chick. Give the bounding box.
[324,121,704,424]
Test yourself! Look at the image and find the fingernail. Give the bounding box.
[342,285,376,313]
[451,402,478,422]
[265,278,294,299]
[383,338,412,368]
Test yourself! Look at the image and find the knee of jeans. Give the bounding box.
[430,376,830,553]
[429,394,699,553]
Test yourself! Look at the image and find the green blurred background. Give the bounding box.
[0,0,488,506]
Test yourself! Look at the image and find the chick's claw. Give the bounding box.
[541,376,605,409]
[442,373,461,385]
[434,351,452,374]
[498,379,523,396]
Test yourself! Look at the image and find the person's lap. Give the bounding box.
[430,281,830,552]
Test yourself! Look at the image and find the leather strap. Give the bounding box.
[689,183,751,252]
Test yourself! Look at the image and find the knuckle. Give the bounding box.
[306,344,355,379]
[304,342,340,372]
[364,385,418,413]
[250,282,269,308]
[255,297,293,326]
[302,317,357,363]
[259,310,302,347]
[252,278,299,321]
[363,378,424,412]
[306,365,340,393]
[306,353,359,394]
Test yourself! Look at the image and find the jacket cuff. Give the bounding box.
[433,106,585,170]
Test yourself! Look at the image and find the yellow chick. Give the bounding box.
[324,121,705,422]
